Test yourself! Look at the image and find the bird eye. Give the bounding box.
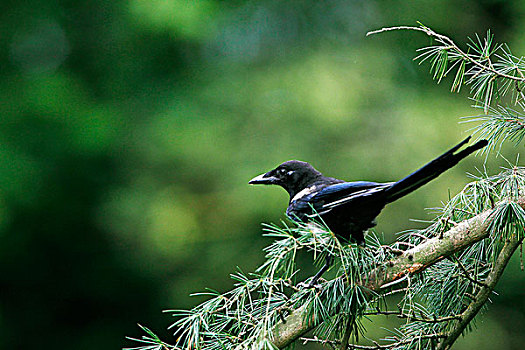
[278,168,287,175]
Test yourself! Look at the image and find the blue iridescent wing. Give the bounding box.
[313,181,392,214]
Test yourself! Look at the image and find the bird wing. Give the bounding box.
[311,181,393,215]
[289,181,392,217]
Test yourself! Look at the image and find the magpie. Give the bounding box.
[249,136,487,244]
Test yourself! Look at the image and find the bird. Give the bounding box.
[249,136,487,244]
[249,137,487,286]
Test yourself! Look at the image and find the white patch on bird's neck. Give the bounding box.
[291,185,318,202]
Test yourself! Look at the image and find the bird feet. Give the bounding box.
[298,255,332,290]
[297,278,325,291]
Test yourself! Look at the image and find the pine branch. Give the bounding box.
[368,24,525,120]
[366,25,525,83]
[130,25,525,350]
[268,200,521,348]
[131,171,525,350]
[362,310,462,324]
[436,235,524,350]
[300,333,446,349]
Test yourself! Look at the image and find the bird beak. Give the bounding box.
[249,171,279,185]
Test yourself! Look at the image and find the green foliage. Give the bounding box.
[4,1,525,349]
[150,222,388,349]
[127,165,525,350]
[128,24,525,350]
[127,325,171,350]
[368,24,525,155]
[390,166,525,349]
[465,105,525,154]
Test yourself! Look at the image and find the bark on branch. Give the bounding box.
[270,204,508,348]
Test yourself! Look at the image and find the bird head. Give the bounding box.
[249,160,322,197]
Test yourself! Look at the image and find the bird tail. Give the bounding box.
[384,137,488,203]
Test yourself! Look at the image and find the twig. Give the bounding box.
[340,317,355,350]
[452,256,488,288]
[270,205,499,348]
[520,242,524,271]
[381,245,405,256]
[378,287,408,298]
[395,241,416,248]
[407,231,430,241]
[437,237,524,350]
[363,310,462,323]
[300,333,446,349]
[367,26,525,82]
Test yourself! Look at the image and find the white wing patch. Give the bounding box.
[291,185,319,203]
[321,184,391,210]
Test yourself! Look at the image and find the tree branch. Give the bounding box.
[363,310,462,324]
[437,236,524,350]
[366,25,525,82]
[300,333,446,349]
[270,203,509,348]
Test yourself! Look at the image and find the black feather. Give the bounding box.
[249,138,487,244]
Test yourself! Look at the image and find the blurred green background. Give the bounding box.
[1,0,525,349]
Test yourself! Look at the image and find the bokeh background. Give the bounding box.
[2,0,525,349]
